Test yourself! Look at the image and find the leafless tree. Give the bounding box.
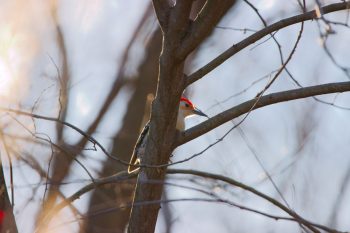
[1,1,350,233]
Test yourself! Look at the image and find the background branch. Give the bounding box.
[178,0,236,58]
[186,1,350,86]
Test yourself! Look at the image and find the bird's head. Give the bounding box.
[179,97,208,118]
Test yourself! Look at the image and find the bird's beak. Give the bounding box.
[193,107,209,118]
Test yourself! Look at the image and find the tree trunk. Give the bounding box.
[128,1,236,232]
[127,39,186,233]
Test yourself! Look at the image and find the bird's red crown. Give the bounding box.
[180,97,194,108]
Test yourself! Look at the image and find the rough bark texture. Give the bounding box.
[128,1,236,232]
[127,48,186,233]
[128,5,193,231]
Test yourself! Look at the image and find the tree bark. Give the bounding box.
[127,45,186,233]
[128,1,236,232]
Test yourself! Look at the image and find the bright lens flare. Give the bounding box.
[0,58,15,96]
[0,25,29,102]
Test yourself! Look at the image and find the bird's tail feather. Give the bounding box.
[127,154,140,174]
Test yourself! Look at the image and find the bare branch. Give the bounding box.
[43,171,136,225]
[0,108,131,166]
[177,81,350,146]
[7,115,95,182]
[255,21,304,97]
[177,0,236,59]
[167,169,344,233]
[129,2,350,232]
[186,1,350,86]
[49,168,343,233]
[75,4,153,149]
[152,0,170,31]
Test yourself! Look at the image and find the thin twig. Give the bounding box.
[185,1,350,86]
[0,108,131,166]
[8,114,95,182]
[167,169,344,233]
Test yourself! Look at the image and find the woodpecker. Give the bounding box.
[128,97,208,173]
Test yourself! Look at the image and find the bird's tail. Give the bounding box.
[127,153,140,174]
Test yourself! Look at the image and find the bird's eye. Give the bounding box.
[185,103,189,107]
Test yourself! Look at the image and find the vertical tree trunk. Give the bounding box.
[128,1,236,232]
[128,40,187,233]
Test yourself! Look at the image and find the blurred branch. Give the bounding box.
[43,171,136,226]
[167,169,344,233]
[4,81,350,170]
[84,20,161,233]
[7,115,94,182]
[49,168,344,233]
[185,1,350,86]
[75,3,153,150]
[178,81,350,145]
[35,10,158,229]
[4,145,84,227]
[37,7,73,230]
[54,24,70,137]
[160,190,173,233]
[82,179,323,229]
[0,108,131,166]
[328,164,350,228]
[235,124,290,210]
[18,152,83,219]
[63,197,331,231]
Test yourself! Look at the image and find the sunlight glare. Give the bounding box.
[0,26,22,100]
[75,0,103,32]
[0,22,35,103]
[257,0,276,10]
[76,92,91,116]
[0,58,14,95]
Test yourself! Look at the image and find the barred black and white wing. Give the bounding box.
[128,122,150,173]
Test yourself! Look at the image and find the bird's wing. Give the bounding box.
[128,121,150,173]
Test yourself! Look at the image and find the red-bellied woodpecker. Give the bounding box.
[127,97,208,173]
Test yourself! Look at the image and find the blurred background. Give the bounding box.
[0,0,350,232]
